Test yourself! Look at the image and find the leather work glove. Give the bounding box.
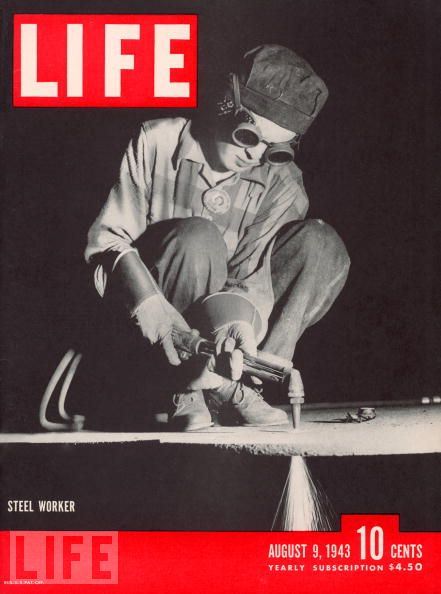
[132,293,191,366]
[133,297,230,390]
[212,321,258,382]
[113,250,228,384]
[167,328,226,391]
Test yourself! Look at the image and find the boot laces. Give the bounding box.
[252,386,264,401]
[236,383,264,406]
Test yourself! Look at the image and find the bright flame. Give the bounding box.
[272,456,335,531]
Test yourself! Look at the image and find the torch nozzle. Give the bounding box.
[288,369,305,429]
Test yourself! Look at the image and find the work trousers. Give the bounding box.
[135,216,350,361]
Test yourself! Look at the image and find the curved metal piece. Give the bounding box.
[58,353,83,421]
[39,349,81,431]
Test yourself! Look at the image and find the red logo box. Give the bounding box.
[13,14,197,107]
[8,531,118,584]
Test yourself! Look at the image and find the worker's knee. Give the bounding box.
[276,218,350,277]
[304,219,350,270]
[174,217,228,260]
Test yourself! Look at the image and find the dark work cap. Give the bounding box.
[236,45,329,135]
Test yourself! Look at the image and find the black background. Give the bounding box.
[1,0,440,531]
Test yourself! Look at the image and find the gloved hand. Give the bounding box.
[184,351,227,391]
[132,293,191,366]
[212,321,258,382]
[148,324,226,391]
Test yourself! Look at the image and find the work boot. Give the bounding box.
[168,390,213,431]
[206,382,289,427]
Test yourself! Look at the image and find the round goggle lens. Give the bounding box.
[232,125,260,148]
[266,143,295,165]
[266,150,293,165]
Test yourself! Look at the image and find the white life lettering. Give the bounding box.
[21,24,58,96]
[105,24,140,97]
[154,24,190,97]
[67,24,83,97]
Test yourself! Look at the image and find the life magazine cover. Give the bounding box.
[1,1,440,592]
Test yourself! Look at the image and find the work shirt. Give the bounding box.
[85,117,309,331]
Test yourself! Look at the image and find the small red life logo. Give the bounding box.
[9,531,118,584]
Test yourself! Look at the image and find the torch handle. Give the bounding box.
[172,329,293,385]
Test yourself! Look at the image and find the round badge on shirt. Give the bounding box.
[202,188,231,214]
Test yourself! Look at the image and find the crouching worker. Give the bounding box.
[85,45,350,431]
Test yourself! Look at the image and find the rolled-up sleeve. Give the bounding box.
[85,124,153,295]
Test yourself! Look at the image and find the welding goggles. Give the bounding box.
[228,73,300,166]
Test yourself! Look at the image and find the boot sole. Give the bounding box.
[242,419,290,427]
[168,420,214,432]
[184,421,215,432]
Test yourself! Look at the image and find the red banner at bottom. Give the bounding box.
[0,515,439,593]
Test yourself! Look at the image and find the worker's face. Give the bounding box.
[212,111,297,172]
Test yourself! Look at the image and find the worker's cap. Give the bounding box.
[235,45,329,135]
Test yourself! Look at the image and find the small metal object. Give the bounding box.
[202,188,231,214]
[422,395,441,405]
[71,414,86,431]
[344,407,376,423]
[358,407,376,420]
